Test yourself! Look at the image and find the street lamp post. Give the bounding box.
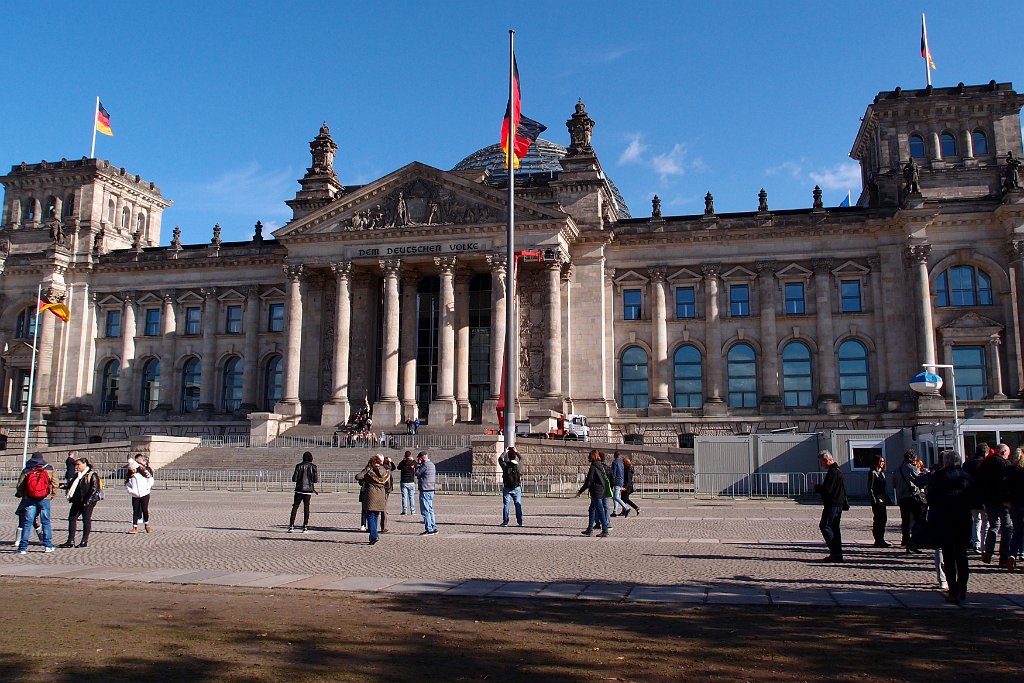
[910,363,961,455]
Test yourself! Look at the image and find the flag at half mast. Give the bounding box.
[500,57,546,169]
[96,101,113,136]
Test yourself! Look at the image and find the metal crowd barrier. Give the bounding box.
[198,433,472,450]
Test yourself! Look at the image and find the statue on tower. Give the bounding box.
[1006,151,1022,191]
[309,121,338,178]
[566,99,595,156]
[903,158,922,194]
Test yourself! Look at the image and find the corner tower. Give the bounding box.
[286,122,344,220]
[850,81,1024,207]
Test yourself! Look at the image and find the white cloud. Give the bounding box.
[651,144,687,180]
[618,134,649,165]
[810,162,861,191]
[765,160,806,178]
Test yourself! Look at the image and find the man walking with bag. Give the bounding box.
[15,454,57,555]
[499,446,524,527]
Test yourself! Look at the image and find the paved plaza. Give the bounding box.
[4,488,1024,609]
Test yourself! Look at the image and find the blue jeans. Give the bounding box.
[419,490,436,532]
[19,498,53,552]
[502,486,523,525]
[985,503,1013,562]
[612,486,629,514]
[366,511,380,542]
[819,505,844,558]
[401,482,416,514]
[1009,506,1024,558]
[588,495,609,532]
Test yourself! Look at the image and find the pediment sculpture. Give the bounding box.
[341,179,502,232]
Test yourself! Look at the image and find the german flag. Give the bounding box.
[920,15,936,71]
[96,101,113,137]
[38,299,70,323]
[500,57,546,169]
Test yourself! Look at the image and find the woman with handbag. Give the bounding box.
[867,455,892,547]
[894,450,926,553]
[575,449,611,537]
[356,455,391,545]
[59,457,101,548]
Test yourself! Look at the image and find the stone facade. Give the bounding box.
[2,84,1024,450]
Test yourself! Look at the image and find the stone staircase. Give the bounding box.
[161,445,472,473]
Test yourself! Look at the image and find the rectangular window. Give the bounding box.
[784,283,805,314]
[840,280,862,313]
[268,303,285,332]
[623,289,642,320]
[184,306,202,335]
[848,441,884,471]
[953,345,987,400]
[729,284,750,317]
[105,310,121,338]
[675,286,696,319]
[225,304,243,334]
[143,308,160,336]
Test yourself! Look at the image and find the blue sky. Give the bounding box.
[3,1,1023,243]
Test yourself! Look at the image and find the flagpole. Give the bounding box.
[90,96,99,159]
[503,29,517,451]
[922,14,932,88]
[21,284,42,468]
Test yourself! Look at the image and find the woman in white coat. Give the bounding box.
[125,457,155,533]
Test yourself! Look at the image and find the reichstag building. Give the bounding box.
[1,81,1023,448]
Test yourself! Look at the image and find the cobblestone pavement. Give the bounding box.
[4,488,1023,608]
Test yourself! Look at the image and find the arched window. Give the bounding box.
[45,196,57,219]
[781,341,813,407]
[136,212,146,234]
[63,193,76,219]
[100,360,120,414]
[838,340,870,406]
[121,206,130,229]
[15,307,36,339]
[673,344,703,408]
[139,359,160,414]
[940,131,958,157]
[264,355,284,411]
[222,356,243,412]
[107,199,115,222]
[727,343,757,408]
[936,265,993,307]
[972,130,989,155]
[620,346,649,409]
[909,134,926,159]
[24,197,36,222]
[181,357,200,413]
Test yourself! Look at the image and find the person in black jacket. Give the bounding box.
[619,457,641,517]
[288,451,318,533]
[977,443,1013,567]
[918,450,974,604]
[867,454,892,547]
[814,450,849,562]
[60,456,101,548]
[575,449,611,536]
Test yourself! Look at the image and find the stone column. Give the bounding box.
[157,290,177,411]
[276,265,303,417]
[322,262,353,426]
[813,259,840,413]
[33,291,59,407]
[116,292,137,412]
[482,253,507,425]
[908,244,937,366]
[561,263,574,412]
[1006,241,1024,398]
[962,129,974,159]
[429,256,458,425]
[647,265,671,415]
[1,362,11,413]
[545,261,564,402]
[240,286,260,411]
[399,272,418,422]
[455,270,472,421]
[199,287,219,412]
[867,255,890,399]
[756,260,781,412]
[930,132,942,161]
[988,335,1006,399]
[702,263,726,414]
[374,259,402,426]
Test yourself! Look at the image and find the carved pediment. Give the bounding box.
[939,312,1003,331]
[274,162,566,239]
[1,340,35,365]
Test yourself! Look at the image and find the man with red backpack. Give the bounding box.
[15,454,57,554]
